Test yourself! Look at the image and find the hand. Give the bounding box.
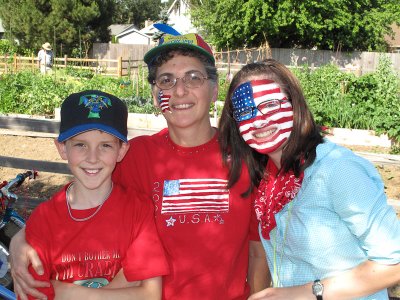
[10,229,49,300]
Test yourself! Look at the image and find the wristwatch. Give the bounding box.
[312,279,324,300]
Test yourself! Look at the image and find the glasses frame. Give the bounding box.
[153,71,209,90]
[233,99,288,122]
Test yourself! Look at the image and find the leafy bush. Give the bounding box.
[0,58,399,144]
[0,71,157,116]
[293,56,400,143]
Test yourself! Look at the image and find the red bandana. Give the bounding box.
[254,159,304,240]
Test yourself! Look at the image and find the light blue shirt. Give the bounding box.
[260,140,400,299]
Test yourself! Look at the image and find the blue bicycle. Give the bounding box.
[0,170,38,300]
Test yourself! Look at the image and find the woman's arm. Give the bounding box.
[10,228,49,300]
[247,241,271,294]
[248,260,400,300]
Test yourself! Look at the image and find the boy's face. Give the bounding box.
[55,130,129,190]
[151,54,217,130]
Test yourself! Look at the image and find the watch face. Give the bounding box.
[312,281,324,296]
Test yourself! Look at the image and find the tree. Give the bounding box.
[190,0,400,51]
[113,0,162,28]
[0,0,115,56]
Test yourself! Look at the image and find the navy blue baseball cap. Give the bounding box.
[58,90,128,143]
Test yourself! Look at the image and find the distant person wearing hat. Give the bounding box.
[17,90,169,299]
[10,31,269,300]
[38,42,53,74]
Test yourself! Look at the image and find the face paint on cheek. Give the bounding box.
[230,79,293,154]
[240,104,293,154]
[158,90,171,113]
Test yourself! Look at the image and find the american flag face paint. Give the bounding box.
[158,90,171,113]
[231,79,294,154]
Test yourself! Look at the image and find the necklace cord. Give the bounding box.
[66,182,113,222]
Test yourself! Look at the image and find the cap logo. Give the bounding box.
[79,94,112,118]
[162,33,197,46]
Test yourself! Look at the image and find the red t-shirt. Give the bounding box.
[25,183,169,299]
[113,129,259,300]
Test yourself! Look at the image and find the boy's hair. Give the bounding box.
[58,90,128,143]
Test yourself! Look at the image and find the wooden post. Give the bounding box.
[13,53,17,72]
[32,54,35,72]
[118,56,122,77]
[64,55,68,68]
[227,44,231,80]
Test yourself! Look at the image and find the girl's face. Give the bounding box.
[231,78,293,154]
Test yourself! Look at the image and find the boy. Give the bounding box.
[23,90,169,299]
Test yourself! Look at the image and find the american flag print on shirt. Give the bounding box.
[158,90,171,113]
[161,178,229,214]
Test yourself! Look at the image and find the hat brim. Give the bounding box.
[58,123,128,143]
[144,43,215,66]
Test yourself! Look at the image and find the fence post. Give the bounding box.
[118,56,122,77]
[13,53,17,72]
[64,55,68,69]
[32,54,35,72]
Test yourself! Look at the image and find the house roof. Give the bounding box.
[115,26,151,39]
[108,24,132,36]
[167,0,190,15]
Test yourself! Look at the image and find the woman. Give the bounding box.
[219,59,400,299]
[11,33,268,300]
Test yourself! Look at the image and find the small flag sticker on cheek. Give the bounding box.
[158,91,171,113]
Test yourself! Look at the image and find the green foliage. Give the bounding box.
[0,71,157,116]
[1,59,399,144]
[0,0,115,56]
[293,55,400,143]
[190,0,400,51]
[112,0,162,27]
[0,40,18,55]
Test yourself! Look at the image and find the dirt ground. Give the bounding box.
[1,133,399,202]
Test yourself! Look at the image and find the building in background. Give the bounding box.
[0,18,5,39]
[111,0,197,45]
[385,24,400,53]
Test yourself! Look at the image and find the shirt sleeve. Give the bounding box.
[25,205,55,299]
[121,192,169,281]
[329,156,400,264]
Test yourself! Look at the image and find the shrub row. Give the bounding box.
[0,56,399,144]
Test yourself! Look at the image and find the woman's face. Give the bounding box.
[231,78,293,154]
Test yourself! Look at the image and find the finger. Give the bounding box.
[13,281,29,300]
[14,276,48,299]
[27,248,44,276]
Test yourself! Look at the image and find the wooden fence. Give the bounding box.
[0,54,144,77]
[2,46,400,78]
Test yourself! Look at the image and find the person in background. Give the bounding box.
[218,59,400,299]
[18,90,168,300]
[10,33,270,300]
[37,42,53,74]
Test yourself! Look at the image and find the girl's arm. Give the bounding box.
[248,260,400,300]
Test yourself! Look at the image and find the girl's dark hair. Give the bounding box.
[219,59,324,196]
[147,47,218,84]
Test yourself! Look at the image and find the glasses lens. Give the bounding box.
[155,74,175,89]
[184,71,205,88]
[257,100,280,115]
[233,108,254,122]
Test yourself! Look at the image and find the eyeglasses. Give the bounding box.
[153,71,208,90]
[233,99,288,122]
